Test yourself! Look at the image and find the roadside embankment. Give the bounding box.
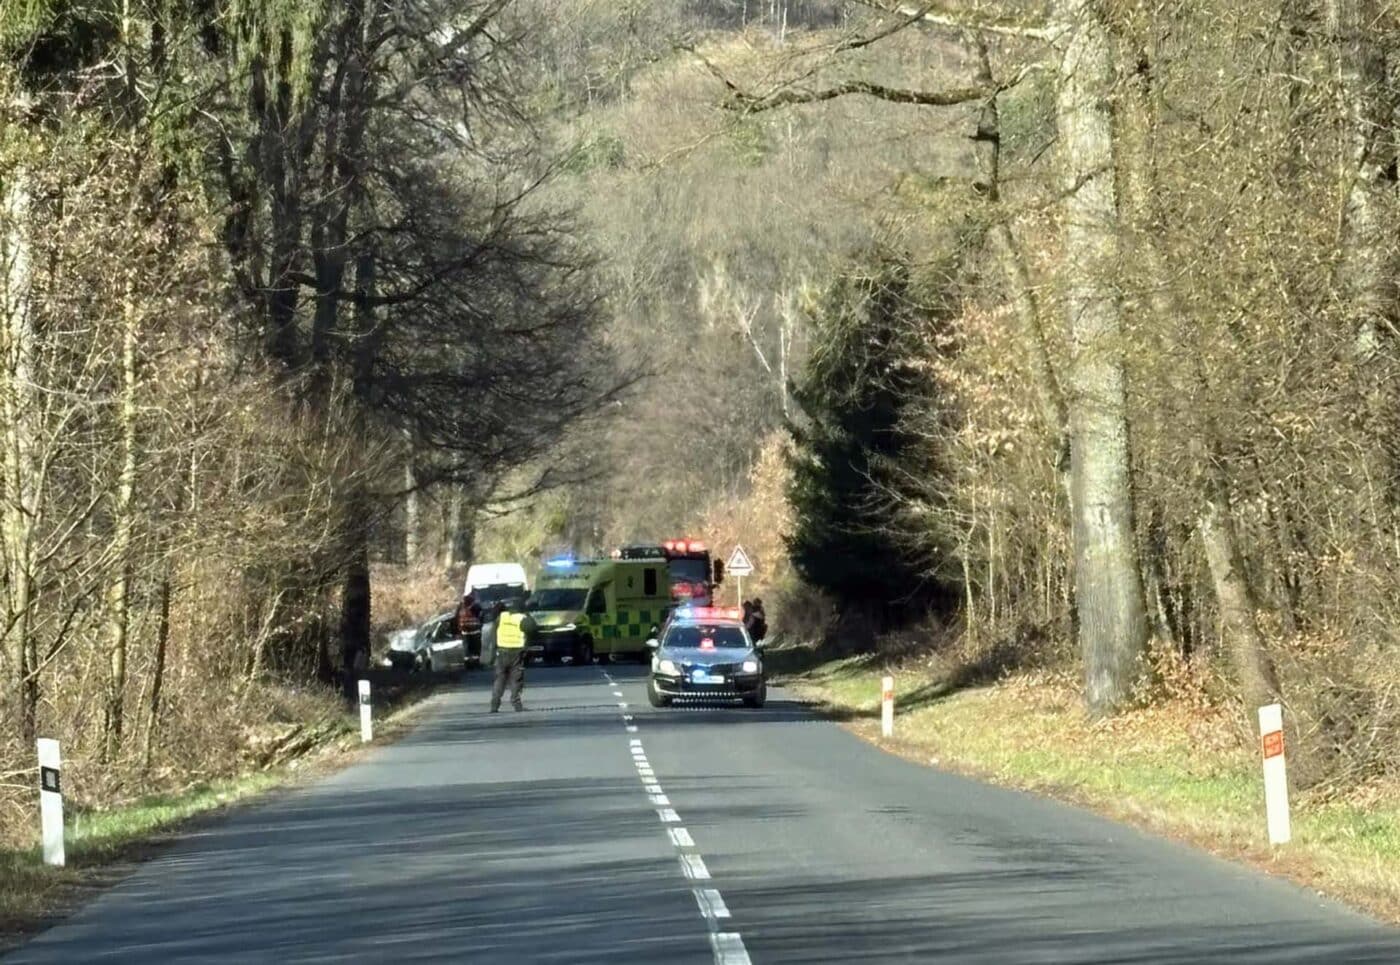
[776,647,1400,926]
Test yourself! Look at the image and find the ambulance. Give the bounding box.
[525,557,675,665]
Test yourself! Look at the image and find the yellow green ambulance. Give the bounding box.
[525,558,674,665]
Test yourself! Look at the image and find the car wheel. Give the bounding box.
[577,639,594,666]
[647,679,671,708]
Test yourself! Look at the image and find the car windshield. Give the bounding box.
[528,587,587,611]
[664,625,748,649]
[474,583,526,606]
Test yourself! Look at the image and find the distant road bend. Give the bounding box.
[9,666,1400,963]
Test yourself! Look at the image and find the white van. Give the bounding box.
[465,562,528,597]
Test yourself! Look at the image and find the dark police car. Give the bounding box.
[646,606,766,708]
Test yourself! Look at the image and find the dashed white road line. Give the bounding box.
[710,932,752,965]
[680,853,711,880]
[610,678,748,965]
[694,888,731,920]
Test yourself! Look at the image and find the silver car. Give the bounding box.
[382,611,467,676]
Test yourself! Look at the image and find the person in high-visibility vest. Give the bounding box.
[491,599,535,712]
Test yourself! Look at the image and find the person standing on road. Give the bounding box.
[491,599,535,712]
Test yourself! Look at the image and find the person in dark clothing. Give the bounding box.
[455,593,481,636]
[749,598,768,643]
[491,599,535,712]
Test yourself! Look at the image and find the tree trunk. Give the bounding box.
[404,455,419,565]
[1199,487,1283,710]
[340,515,371,701]
[105,266,140,761]
[143,564,172,773]
[341,247,377,700]
[2,134,39,743]
[1328,0,1397,352]
[443,488,462,568]
[1055,1,1150,714]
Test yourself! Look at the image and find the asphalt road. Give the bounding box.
[8,664,1400,963]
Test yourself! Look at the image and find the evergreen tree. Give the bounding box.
[786,252,950,631]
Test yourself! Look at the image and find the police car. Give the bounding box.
[646,606,766,708]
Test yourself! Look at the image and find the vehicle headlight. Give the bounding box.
[742,659,760,673]
[657,659,679,676]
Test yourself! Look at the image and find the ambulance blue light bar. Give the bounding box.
[544,556,575,568]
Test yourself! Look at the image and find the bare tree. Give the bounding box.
[1054,0,1149,712]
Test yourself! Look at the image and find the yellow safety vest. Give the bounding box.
[497,612,527,649]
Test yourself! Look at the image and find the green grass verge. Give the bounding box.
[781,651,1400,924]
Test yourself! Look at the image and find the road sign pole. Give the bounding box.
[358,679,373,743]
[1259,703,1290,844]
[37,738,64,867]
[881,677,894,738]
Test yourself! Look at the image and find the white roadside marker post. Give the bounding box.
[881,676,894,738]
[37,738,64,867]
[1259,702,1290,845]
[358,679,373,743]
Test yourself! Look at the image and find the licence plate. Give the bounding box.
[692,670,724,685]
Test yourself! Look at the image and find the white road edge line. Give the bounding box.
[680,854,710,880]
[710,932,751,965]
[693,888,731,920]
[668,827,695,848]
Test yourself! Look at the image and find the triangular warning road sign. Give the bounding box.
[726,544,754,576]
